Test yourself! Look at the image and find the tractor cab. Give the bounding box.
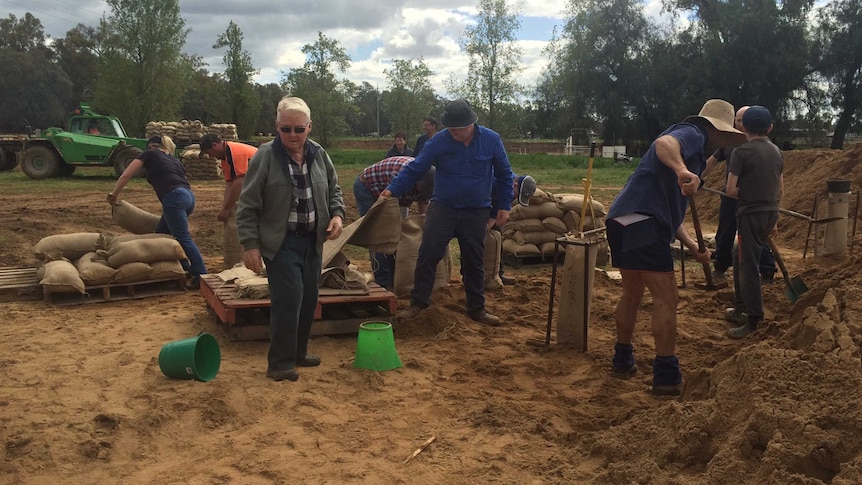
[65,104,128,138]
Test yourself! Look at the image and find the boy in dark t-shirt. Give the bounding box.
[725,106,784,339]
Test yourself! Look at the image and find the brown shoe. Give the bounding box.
[399,306,424,319]
[266,368,299,382]
[468,310,501,326]
[500,275,517,285]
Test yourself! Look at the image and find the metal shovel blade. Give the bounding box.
[766,236,808,303]
[785,275,809,303]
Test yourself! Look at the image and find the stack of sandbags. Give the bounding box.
[93,233,188,284]
[501,188,607,259]
[32,232,188,294]
[179,143,222,180]
[207,123,238,141]
[146,120,207,143]
[33,233,102,295]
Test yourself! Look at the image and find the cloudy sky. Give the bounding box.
[5,0,665,98]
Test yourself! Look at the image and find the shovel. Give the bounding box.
[766,236,808,303]
[688,194,725,290]
[699,186,845,224]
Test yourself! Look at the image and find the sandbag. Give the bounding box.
[502,239,541,257]
[40,259,86,294]
[529,188,554,205]
[112,262,153,284]
[74,252,117,286]
[110,200,160,234]
[484,228,503,290]
[99,238,187,268]
[509,202,565,221]
[554,194,607,216]
[502,218,545,234]
[540,242,564,257]
[393,215,451,298]
[542,217,568,234]
[513,230,559,246]
[33,233,100,262]
[149,260,186,280]
[97,232,174,250]
[223,205,243,270]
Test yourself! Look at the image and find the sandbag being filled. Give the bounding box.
[393,215,451,298]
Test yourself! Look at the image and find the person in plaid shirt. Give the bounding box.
[353,156,435,291]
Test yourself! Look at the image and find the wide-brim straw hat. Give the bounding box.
[683,99,743,134]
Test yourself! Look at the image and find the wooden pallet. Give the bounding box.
[0,267,41,302]
[200,275,398,341]
[502,252,564,268]
[43,276,187,305]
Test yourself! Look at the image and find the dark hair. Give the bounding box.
[424,117,438,128]
[199,133,222,150]
[394,131,407,139]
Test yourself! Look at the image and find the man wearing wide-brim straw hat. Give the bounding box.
[604,99,745,397]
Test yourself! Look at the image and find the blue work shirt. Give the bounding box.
[606,122,708,244]
[387,124,514,211]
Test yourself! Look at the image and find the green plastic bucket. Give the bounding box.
[354,322,402,372]
[158,333,221,382]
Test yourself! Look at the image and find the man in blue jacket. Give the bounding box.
[380,99,514,326]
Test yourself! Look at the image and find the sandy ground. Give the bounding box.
[3,145,862,484]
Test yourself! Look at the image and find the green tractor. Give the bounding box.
[0,104,151,179]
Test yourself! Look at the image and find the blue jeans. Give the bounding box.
[353,177,396,288]
[412,201,488,315]
[156,187,207,276]
[264,233,321,371]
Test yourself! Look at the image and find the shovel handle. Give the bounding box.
[688,194,714,288]
[766,236,794,288]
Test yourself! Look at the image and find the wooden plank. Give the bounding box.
[44,277,187,306]
[215,313,397,341]
[502,252,563,268]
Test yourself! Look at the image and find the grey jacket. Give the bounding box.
[236,137,345,259]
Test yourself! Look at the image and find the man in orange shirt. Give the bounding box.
[200,133,259,269]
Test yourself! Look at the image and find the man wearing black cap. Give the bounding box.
[380,99,514,326]
[725,105,784,339]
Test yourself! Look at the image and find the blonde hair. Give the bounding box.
[159,135,176,155]
[276,96,311,123]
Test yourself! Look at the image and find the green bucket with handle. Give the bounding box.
[158,333,221,382]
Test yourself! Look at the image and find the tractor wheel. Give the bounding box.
[113,146,145,178]
[59,163,77,176]
[0,150,18,171]
[21,146,62,179]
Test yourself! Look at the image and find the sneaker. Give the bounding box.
[728,320,760,339]
[500,275,517,285]
[612,364,639,380]
[266,368,299,382]
[468,310,501,326]
[711,271,727,284]
[398,306,425,319]
[724,307,748,326]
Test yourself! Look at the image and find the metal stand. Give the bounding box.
[544,229,606,350]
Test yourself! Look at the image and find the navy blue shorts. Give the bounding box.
[607,215,674,272]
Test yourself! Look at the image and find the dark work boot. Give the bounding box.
[728,318,761,339]
[652,355,683,396]
[611,342,638,379]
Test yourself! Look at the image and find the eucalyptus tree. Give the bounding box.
[282,32,353,147]
[383,58,436,140]
[213,21,261,139]
[812,0,862,148]
[460,0,523,130]
[95,0,191,135]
